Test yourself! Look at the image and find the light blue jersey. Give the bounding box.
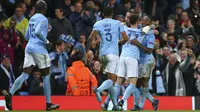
[93,18,125,56]
[139,30,155,64]
[120,27,143,60]
[49,51,68,82]
[25,13,49,54]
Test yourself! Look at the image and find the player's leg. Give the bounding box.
[34,54,60,111]
[5,53,35,110]
[139,60,159,111]
[109,56,126,109]
[94,54,118,103]
[118,57,140,109]
[131,78,143,111]
[101,77,125,111]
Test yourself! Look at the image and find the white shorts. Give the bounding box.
[23,52,51,69]
[100,54,119,74]
[117,56,138,78]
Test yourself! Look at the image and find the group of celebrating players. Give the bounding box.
[86,6,159,111]
[4,0,159,111]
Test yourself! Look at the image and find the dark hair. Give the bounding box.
[36,0,47,13]
[167,33,175,38]
[129,14,139,25]
[71,50,84,62]
[55,40,64,46]
[103,6,113,17]
[15,2,24,9]
[55,7,64,12]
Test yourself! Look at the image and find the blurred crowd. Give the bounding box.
[1,0,200,96]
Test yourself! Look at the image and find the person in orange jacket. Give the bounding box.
[66,48,97,96]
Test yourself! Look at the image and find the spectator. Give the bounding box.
[0,16,7,39]
[63,0,74,19]
[3,4,28,37]
[175,38,187,54]
[185,35,200,56]
[66,49,97,96]
[180,49,188,61]
[0,54,15,96]
[91,60,107,95]
[86,50,94,69]
[187,0,200,35]
[49,40,68,95]
[167,33,177,49]
[194,60,200,95]
[168,3,183,23]
[155,45,171,72]
[69,2,87,39]
[92,61,106,87]
[0,29,18,65]
[24,0,33,17]
[94,0,103,21]
[78,34,86,48]
[29,67,43,95]
[163,49,193,96]
[180,11,199,43]
[121,0,133,12]
[84,0,96,36]
[183,54,197,96]
[50,7,73,44]
[165,19,181,42]
[90,36,100,60]
[106,0,126,17]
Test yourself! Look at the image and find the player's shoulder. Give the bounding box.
[146,30,155,37]
[32,13,48,22]
[94,20,101,26]
[110,19,121,24]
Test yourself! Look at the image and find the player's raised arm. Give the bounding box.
[86,30,98,53]
[35,19,49,43]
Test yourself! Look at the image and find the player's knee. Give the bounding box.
[107,73,117,82]
[129,77,137,86]
[116,77,124,85]
[40,67,50,76]
[23,66,34,74]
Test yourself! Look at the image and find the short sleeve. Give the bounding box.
[93,22,99,31]
[147,35,155,49]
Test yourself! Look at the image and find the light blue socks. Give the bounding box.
[10,72,29,95]
[43,75,51,103]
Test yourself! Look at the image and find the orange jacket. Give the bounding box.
[66,61,97,96]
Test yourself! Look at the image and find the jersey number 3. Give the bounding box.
[104,28,112,42]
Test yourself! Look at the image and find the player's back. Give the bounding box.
[139,30,155,64]
[121,27,143,60]
[25,13,48,54]
[94,18,123,56]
